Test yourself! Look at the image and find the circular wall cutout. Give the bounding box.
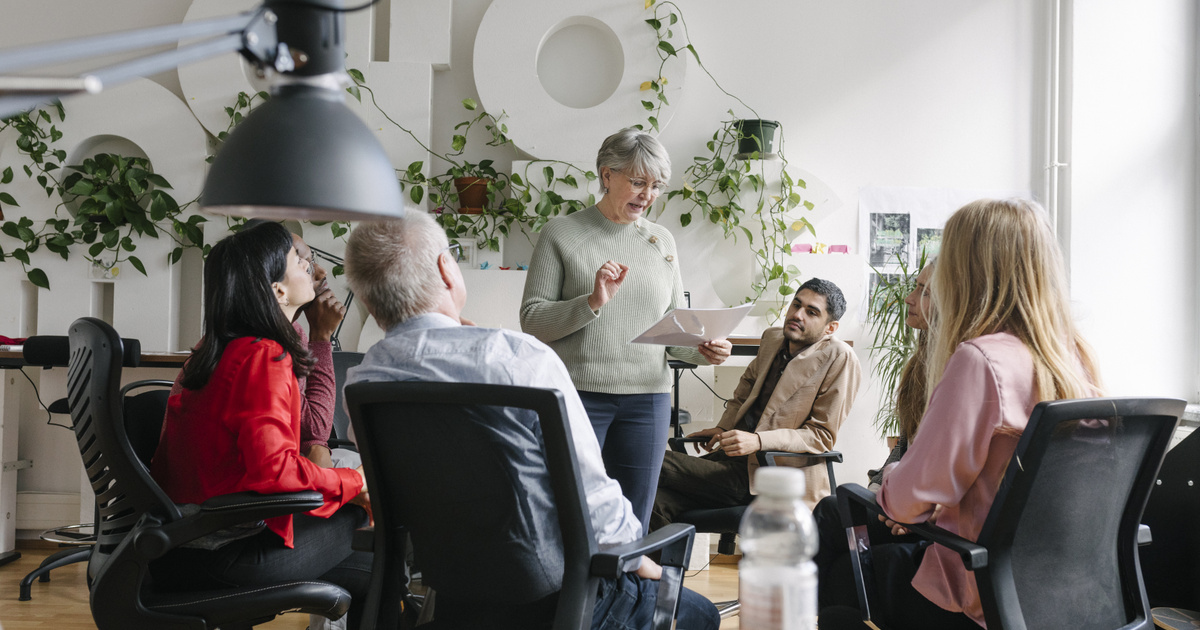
[474,0,688,160]
[536,17,624,109]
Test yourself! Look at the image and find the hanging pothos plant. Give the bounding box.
[643,0,817,319]
[0,105,203,289]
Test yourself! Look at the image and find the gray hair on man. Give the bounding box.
[596,127,672,192]
[345,210,448,330]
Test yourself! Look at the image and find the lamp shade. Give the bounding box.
[202,84,403,221]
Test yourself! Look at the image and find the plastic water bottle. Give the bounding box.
[738,467,818,630]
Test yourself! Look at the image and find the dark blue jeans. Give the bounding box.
[579,391,671,534]
[593,574,720,630]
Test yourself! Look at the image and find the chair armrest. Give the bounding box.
[758,450,843,467]
[838,483,988,571]
[590,523,696,580]
[668,436,708,453]
[144,491,325,555]
[328,438,358,452]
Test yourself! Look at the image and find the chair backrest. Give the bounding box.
[119,380,174,469]
[65,318,181,581]
[330,351,364,441]
[346,381,598,627]
[975,397,1183,630]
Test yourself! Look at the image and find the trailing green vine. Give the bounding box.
[0,105,203,288]
[644,0,817,318]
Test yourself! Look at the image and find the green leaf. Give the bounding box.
[26,268,49,290]
[779,285,795,296]
[102,229,119,248]
[657,41,677,56]
[410,186,424,204]
[451,135,467,152]
[0,192,17,207]
[641,100,655,111]
[346,85,361,102]
[348,68,365,83]
[129,256,147,276]
[462,98,478,111]
[13,249,29,264]
[680,212,692,227]
[645,18,662,29]
[16,226,34,242]
[146,173,171,189]
[543,166,554,186]
[170,247,182,264]
[648,116,659,131]
[1,166,11,184]
[67,179,95,196]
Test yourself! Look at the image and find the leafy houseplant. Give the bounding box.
[865,252,927,438]
[0,105,202,288]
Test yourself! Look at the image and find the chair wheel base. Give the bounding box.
[715,600,740,618]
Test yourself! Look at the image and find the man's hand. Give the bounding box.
[685,427,722,453]
[588,260,629,311]
[634,556,662,580]
[698,338,732,365]
[305,287,347,342]
[712,429,762,457]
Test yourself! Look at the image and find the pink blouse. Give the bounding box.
[878,332,1039,627]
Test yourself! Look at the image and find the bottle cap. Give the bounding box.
[755,467,806,497]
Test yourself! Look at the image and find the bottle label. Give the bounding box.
[739,564,816,630]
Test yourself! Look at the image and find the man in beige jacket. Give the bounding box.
[650,278,861,530]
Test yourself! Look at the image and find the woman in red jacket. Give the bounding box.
[150,221,370,628]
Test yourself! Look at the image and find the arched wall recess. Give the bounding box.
[37,79,209,352]
[473,0,688,161]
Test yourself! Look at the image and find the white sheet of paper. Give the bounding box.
[630,304,754,346]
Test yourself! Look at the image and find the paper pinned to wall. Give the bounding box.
[858,186,1032,270]
[631,304,754,347]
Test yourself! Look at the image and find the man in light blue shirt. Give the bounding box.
[342,211,718,630]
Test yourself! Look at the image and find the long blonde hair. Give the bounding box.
[926,199,1101,405]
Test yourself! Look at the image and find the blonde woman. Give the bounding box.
[821,199,1101,629]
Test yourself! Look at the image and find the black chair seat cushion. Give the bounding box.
[145,580,351,626]
[675,506,747,534]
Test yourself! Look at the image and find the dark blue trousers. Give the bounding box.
[578,391,671,534]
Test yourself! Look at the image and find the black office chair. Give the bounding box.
[838,397,1185,630]
[65,317,353,629]
[665,437,841,618]
[329,350,365,450]
[346,381,698,630]
[17,334,145,601]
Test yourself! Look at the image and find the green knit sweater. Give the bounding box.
[520,205,706,394]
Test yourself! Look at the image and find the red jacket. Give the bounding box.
[151,337,362,547]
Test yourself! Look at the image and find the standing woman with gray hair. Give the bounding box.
[521,128,732,531]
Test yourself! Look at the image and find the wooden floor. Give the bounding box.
[0,543,740,629]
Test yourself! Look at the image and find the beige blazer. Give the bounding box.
[717,328,861,506]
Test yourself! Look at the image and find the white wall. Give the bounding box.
[1,0,1194,507]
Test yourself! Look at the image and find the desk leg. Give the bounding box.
[0,370,22,562]
[671,368,683,438]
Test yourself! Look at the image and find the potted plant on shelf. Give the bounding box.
[865,252,927,441]
[734,119,780,157]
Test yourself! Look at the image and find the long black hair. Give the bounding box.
[181,221,313,390]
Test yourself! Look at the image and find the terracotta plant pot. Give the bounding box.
[454,177,490,214]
